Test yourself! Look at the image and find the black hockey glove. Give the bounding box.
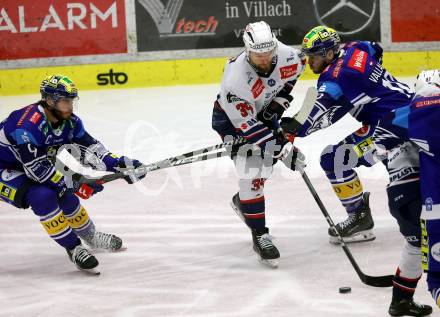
[117,156,146,184]
[280,116,302,135]
[258,89,293,129]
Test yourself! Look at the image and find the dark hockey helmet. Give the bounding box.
[40,74,78,101]
[301,26,340,57]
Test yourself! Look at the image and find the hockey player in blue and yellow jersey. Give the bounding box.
[282,26,415,244]
[0,75,145,274]
[373,70,440,315]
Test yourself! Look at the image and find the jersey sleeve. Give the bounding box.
[8,122,67,194]
[71,116,120,172]
[296,81,353,137]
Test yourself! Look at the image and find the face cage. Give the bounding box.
[302,46,329,58]
[246,44,278,60]
[43,93,79,112]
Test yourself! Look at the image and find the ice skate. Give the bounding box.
[388,298,432,317]
[83,231,126,252]
[67,244,100,275]
[329,192,375,244]
[252,227,280,268]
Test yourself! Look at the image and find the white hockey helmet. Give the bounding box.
[414,69,440,95]
[243,21,277,55]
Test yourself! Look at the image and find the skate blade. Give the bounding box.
[76,266,100,275]
[258,257,279,268]
[329,230,376,245]
[112,245,127,252]
[87,244,127,253]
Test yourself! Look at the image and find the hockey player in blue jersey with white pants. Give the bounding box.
[0,75,145,274]
[282,26,416,244]
[373,70,440,315]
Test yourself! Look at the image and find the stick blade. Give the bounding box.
[362,274,394,287]
[293,86,318,125]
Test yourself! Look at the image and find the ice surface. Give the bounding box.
[0,79,435,317]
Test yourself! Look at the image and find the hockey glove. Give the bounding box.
[57,179,104,200]
[272,133,305,171]
[272,133,296,160]
[281,146,306,171]
[74,182,104,200]
[280,116,302,135]
[117,156,146,184]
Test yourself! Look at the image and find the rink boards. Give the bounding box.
[1,50,439,96]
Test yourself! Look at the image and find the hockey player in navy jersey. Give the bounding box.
[373,70,440,315]
[282,26,416,244]
[211,21,306,267]
[0,75,145,274]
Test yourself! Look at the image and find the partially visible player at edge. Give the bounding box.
[212,21,306,267]
[282,26,416,244]
[373,70,440,315]
[0,75,146,274]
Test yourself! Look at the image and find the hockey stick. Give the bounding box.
[57,139,249,185]
[59,87,318,185]
[280,86,318,134]
[298,168,393,287]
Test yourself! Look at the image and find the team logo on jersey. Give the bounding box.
[251,79,264,99]
[227,92,246,103]
[280,64,298,79]
[268,79,276,87]
[348,49,367,73]
[431,242,440,262]
[426,197,433,211]
[306,106,341,135]
[29,112,42,125]
[313,0,378,35]
[1,169,24,181]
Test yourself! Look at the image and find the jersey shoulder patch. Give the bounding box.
[251,78,265,98]
[317,80,343,100]
[346,48,368,73]
[279,64,298,79]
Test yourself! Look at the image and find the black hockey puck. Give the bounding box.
[339,287,351,294]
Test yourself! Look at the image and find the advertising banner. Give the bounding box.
[135,0,381,52]
[0,0,127,60]
[391,0,440,42]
